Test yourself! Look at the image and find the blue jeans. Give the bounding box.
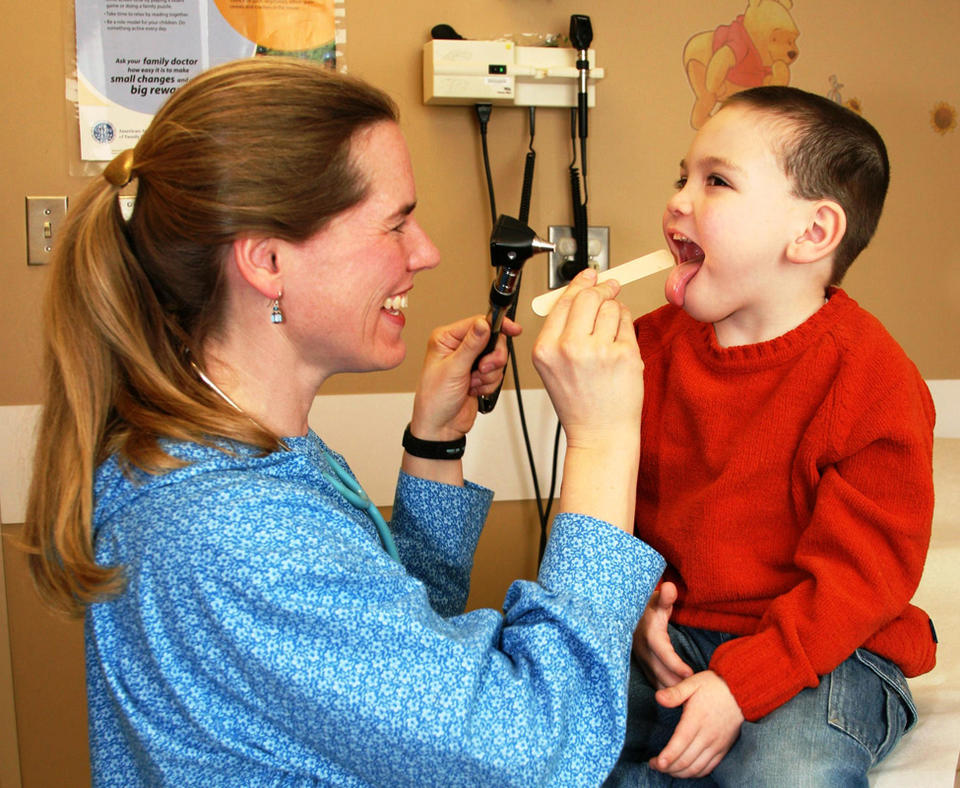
[604,626,917,787]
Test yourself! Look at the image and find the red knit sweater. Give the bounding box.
[634,288,937,721]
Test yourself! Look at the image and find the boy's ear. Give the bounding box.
[230,235,283,300]
[787,200,846,264]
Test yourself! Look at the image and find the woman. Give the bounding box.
[25,58,663,786]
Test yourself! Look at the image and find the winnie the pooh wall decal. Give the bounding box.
[682,0,799,129]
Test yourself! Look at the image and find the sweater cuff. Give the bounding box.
[710,629,819,721]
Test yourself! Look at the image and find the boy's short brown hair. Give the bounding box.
[723,86,889,284]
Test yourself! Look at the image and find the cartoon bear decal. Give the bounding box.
[682,0,800,128]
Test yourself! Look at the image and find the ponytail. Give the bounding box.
[22,57,397,615]
[23,163,276,615]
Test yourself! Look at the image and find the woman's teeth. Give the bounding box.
[382,294,408,312]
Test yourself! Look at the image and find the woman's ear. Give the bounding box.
[787,200,846,265]
[230,235,283,300]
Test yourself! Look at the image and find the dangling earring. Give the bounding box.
[271,290,284,324]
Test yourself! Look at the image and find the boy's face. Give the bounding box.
[662,105,814,341]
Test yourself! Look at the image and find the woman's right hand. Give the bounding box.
[532,268,644,533]
[532,268,644,447]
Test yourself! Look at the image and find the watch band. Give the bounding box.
[402,423,466,460]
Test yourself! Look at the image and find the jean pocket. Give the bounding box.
[827,649,917,763]
[854,648,918,732]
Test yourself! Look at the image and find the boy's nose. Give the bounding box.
[666,188,691,215]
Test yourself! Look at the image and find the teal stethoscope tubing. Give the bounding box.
[189,361,399,562]
[319,448,400,562]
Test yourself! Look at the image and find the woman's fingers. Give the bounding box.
[558,278,622,339]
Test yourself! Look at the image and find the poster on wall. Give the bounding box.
[75,0,343,161]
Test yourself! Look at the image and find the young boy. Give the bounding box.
[606,86,937,786]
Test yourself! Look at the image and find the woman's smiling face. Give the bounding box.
[277,121,440,379]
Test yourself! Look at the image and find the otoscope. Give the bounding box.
[570,14,592,176]
[565,14,593,281]
[476,214,554,414]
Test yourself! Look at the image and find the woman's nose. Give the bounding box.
[407,219,441,271]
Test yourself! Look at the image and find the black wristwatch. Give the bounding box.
[402,423,466,460]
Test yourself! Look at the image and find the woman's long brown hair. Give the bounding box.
[23,57,397,615]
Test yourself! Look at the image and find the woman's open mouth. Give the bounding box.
[382,294,408,315]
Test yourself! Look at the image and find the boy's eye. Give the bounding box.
[706,174,730,187]
[673,175,688,190]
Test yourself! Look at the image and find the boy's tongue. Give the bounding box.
[665,237,705,307]
[665,255,703,307]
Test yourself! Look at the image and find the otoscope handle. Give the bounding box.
[476,216,553,414]
[477,388,501,414]
[474,287,514,414]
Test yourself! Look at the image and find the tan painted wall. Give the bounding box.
[1,0,959,407]
[2,0,958,785]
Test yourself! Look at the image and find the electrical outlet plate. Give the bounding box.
[547,225,609,289]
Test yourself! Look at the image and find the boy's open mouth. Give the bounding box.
[670,234,705,266]
[665,234,705,308]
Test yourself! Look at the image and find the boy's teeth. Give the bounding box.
[670,233,704,263]
[383,294,408,311]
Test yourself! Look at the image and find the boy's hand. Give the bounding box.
[632,581,693,689]
[649,670,744,778]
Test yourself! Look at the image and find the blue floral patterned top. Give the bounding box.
[87,431,664,786]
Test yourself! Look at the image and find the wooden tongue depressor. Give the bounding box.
[530,249,675,317]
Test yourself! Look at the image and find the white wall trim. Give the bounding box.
[0,405,42,526]
[926,380,960,440]
[307,390,565,507]
[0,527,23,788]
[2,380,958,522]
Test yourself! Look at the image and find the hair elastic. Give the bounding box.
[103,148,136,187]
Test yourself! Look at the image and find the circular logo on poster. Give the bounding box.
[92,121,116,144]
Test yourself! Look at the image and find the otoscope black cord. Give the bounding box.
[518,107,536,224]
[506,334,563,563]
[568,107,589,207]
[475,104,496,223]
[474,104,560,564]
[569,108,578,169]
[566,109,590,280]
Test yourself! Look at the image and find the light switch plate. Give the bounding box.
[26,196,68,265]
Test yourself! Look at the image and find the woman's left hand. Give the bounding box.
[409,315,521,442]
